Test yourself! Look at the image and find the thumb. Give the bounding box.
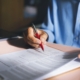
[40,32,48,44]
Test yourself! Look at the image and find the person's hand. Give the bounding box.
[23,27,48,48]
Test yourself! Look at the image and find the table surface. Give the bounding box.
[0,38,80,80]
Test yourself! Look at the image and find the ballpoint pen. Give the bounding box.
[32,23,44,51]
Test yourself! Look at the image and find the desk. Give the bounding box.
[0,38,80,80]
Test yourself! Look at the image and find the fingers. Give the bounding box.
[23,27,41,48]
[25,27,41,43]
[23,27,48,48]
[39,30,48,44]
[24,36,40,48]
[27,27,34,36]
[24,36,41,48]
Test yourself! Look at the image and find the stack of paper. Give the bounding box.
[0,46,80,80]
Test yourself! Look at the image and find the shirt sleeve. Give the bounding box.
[41,0,55,43]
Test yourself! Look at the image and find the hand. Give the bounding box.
[23,27,48,48]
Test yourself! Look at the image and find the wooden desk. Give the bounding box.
[0,38,80,80]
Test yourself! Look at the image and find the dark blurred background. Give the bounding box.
[0,0,49,38]
[24,0,49,24]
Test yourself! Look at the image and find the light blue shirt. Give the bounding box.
[41,0,80,48]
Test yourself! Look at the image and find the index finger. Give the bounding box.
[27,27,35,36]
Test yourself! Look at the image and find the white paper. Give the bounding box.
[36,58,80,80]
[0,46,80,80]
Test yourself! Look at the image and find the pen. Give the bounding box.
[32,23,44,51]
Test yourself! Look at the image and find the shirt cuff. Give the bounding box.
[43,29,54,43]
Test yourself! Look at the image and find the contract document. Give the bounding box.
[0,46,80,80]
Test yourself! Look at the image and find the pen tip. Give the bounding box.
[42,49,44,51]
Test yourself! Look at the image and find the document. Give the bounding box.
[0,46,80,80]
